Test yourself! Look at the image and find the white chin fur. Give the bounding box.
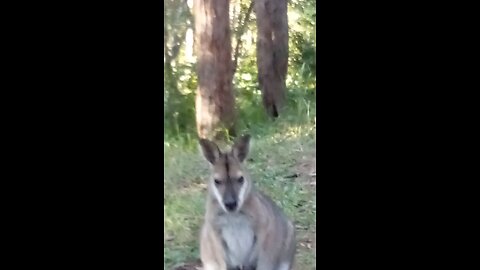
[278,262,290,270]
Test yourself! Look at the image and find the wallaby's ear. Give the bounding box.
[199,138,221,164]
[232,135,251,163]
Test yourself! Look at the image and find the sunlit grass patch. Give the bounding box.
[164,113,316,269]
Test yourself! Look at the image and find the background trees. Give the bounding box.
[164,1,317,269]
[164,0,316,142]
[194,0,236,140]
[255,0,289,118]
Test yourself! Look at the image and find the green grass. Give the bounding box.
[164,105,316,270]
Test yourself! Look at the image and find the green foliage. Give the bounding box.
[164,61,197,139]
[164,2,317,268]
[164,0,316,139]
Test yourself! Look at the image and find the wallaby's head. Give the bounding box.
[199,135,252,213]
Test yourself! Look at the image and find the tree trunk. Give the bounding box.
[232,0,254,74]
[194,0,236,140]
[255,0,288,118]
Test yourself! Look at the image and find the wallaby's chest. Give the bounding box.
[215,213,257,268]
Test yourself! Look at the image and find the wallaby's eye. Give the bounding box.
[214,179,221,185]
[238,176,244,183]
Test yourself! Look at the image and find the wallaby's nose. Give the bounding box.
[224,200,237,211]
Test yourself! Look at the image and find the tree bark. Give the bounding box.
[194,0,236,140]
[254,0,288,118]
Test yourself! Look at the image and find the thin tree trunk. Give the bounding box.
[255,0,288,118]
[194,0,236,140]
[232,0,255,73]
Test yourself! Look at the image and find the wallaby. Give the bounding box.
[198,135,296,270]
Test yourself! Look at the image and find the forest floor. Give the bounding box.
[164,118,316,270]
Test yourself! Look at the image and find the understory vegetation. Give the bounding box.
[164,0,316,268]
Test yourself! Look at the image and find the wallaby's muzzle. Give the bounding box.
[223,187,238,212]
[224,199,237,212]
